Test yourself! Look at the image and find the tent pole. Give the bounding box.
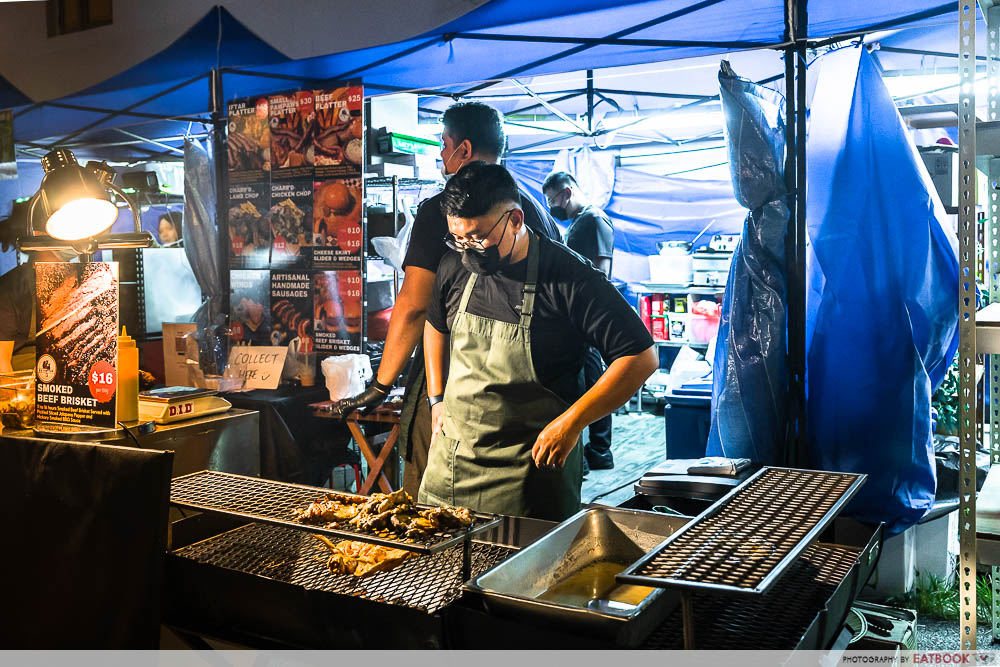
[587,70,595,134]
[211,67,230,322]
[783,0,808,468]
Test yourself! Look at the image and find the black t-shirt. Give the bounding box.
[564,205,614,265]
[0,263,34,352]
[427,235,653,405]
[403,185,561,273]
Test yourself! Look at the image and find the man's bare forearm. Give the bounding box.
[422,322,449,398]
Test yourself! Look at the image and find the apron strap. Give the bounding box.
[457,270,479,314]
[518,234,540,329]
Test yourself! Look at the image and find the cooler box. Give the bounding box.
[664,376,712,459]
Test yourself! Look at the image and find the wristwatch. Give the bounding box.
[426,394,444,409]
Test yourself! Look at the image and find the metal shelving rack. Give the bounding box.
[958,0,1000,649]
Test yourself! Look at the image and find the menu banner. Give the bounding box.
[226,83,366,360]
[34,262,119,427]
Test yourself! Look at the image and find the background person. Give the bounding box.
[543,170,617,470]
[158,211,183,247]
[419,162,655,520]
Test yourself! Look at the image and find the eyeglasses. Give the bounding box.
[444,208,515,251]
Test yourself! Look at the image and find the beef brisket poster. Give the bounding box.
[230,270,271,346]
[314,270,363,354]
[34,262,119,427]
[270,272,313,352]
[226,83,365,363]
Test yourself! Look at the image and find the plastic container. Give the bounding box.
[664,387,711,459]
[689,300,722,344]
[648,242,693,285]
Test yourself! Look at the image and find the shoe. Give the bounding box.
[585,450,614,470]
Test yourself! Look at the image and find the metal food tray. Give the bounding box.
[169,470,500,554]
[617,467,865,595]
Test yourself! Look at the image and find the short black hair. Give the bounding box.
[442,102,505,158]
[158,211,183,239]
[542,171,577,193]
[440,161,519,219]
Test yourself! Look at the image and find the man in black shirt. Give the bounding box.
[335,102,560,498]
[543,171,617,469]
[419,162,655,519]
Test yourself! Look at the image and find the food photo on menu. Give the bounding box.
[227,97,270,173]
[229,270,271,346]
[312,178,363,267]
[269,91,315,171]
[313,270,363,353]
[270,272,313,354]
[227,183,271,268]
[269,179,312,266]
[313,86,363,171]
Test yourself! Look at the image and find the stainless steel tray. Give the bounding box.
[463,506,691,647]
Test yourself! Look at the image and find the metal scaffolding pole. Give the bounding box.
[958,0,979,651]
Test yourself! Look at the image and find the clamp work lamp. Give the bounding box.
[17,148,155,255]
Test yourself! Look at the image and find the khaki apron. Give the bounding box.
[418,235,582,521]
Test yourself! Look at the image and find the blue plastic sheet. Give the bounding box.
[705,61,789,465]
[805,48,958,535]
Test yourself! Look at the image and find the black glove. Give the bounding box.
[335,380,390,418]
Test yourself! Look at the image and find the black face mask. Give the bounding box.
[549,205,568,221]
[461,243,507,276]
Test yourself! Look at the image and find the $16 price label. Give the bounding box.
[88,360,117,402]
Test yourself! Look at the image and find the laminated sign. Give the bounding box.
[34,262,120,427]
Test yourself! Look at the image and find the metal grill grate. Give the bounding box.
[174,522,515,613]
[642,542,860,649]
[170,471,499,554]
[618,468,864,594]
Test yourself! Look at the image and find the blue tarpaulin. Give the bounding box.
[507,158,745,293]
[804,47,959,535]
[705,61,789,466]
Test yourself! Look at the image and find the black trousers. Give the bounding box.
[583,346,613,459]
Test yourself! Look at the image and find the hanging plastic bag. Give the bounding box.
[322,354,373,401]
[371,202,414,272]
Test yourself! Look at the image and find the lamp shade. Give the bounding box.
[36,149,117,241]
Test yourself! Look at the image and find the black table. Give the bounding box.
[222,386,354,485]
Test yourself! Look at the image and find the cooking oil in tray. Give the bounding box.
[537,561,655,609]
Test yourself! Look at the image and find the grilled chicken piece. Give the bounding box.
[316,537,414,578]
[293,493,362,524]
[421,505,475,530]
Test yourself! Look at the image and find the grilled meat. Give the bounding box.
[315,536,414,578]
[293,489,476,541]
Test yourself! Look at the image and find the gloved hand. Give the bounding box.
[335,381,389,418]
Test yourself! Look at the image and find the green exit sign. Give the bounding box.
[377,132,440,156]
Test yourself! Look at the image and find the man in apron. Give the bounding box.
[418,163,657,521]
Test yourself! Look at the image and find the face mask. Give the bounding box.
[440,145,460,181]
[460,217,514,276]
[548,192,569,220]
[461,244,504,276]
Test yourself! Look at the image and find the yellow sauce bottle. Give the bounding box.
[116,326,139,423]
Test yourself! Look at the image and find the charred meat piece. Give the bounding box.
[315,536,414,578]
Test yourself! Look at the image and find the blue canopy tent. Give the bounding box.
[0,0,965,474]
